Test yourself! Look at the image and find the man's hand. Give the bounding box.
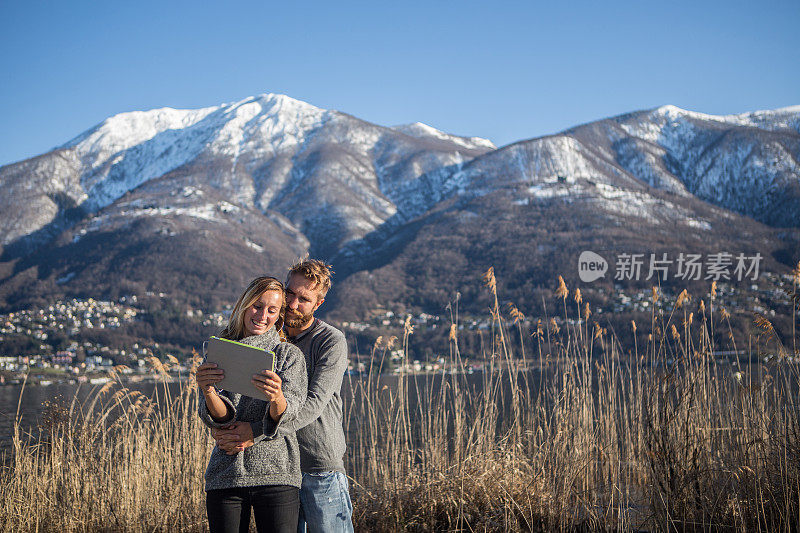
[212,421,255,455]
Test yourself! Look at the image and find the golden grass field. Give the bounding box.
[2,269,799,531]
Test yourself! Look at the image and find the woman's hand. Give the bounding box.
[252,370,287,421]
[196,362,232,422]
[196,362,224,396]
[251,370,283,401]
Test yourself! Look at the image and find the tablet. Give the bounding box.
[205,336,276,400]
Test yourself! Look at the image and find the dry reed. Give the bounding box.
[1,273,798,532]
[0,356,210,531]
[345,273,800,531]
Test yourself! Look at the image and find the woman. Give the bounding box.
[196,276,307,533]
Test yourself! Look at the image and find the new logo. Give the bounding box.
[578,251,608,283]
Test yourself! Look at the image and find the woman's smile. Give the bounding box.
[243,290,283,337]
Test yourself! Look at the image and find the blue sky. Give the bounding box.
[1,0,798,166]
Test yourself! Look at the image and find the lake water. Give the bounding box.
[0,369,530,455]
[1,361,793,459]
[0,380,184,456]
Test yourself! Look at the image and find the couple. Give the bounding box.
[196,260,353,533]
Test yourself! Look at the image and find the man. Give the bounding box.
[213,259,354,533]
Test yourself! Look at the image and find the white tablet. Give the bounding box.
[205,336,276,400]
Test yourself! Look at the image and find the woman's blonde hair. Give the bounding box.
[220,276,285,340]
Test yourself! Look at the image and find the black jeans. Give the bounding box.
[206,485,299,533]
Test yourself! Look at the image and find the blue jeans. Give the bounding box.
[297,471,354,533]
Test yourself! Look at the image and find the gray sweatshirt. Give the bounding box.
[252,319,349,473]
[198,328,307,490]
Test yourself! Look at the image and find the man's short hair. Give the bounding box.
[288,259,333,298]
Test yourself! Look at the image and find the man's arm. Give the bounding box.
[215,343,308,452]
[284,330,348,433]
[258,343,308,438]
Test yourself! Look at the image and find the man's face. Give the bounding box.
[285,274,324,329]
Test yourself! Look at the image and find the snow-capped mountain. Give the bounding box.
[0,93,494,256]
[410,104,800,228]
[0,95,797,322]
[609,105,800,226]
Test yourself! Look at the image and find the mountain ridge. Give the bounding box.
[0,95,797,333]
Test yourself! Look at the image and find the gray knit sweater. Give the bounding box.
[252,319,349,473]
[198,328,307,491]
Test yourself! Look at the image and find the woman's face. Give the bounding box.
[242,290,282,337]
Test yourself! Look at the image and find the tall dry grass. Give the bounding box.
[0,358,210,532]
[345,271,800,531]
[1,269,798,531]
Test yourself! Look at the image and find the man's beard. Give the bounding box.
[285,309,313,329]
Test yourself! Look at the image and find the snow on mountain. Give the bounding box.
[1,97,797,260]
[371,102,800,238]
[615,104,800,160]
[435,132,715,233]
[392,122,496,151]
[0,93,496,256]
[61,94,332,212]
[608,105,800,226]
[62,104,221,162]
[647,104,800,133]
[1,96,798,319]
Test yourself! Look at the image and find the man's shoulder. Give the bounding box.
[275,340,304,358]
[313,319,346,343]
[305,319,347,361]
